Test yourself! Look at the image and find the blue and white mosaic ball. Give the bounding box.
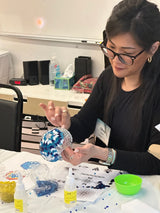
[40,128,72,162]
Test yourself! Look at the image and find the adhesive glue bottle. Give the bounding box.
[14,173,27,213]
[49,56,60,85]
[64,167,77,208]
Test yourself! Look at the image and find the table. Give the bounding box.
[0,149,159,213]
[0,85,89,116]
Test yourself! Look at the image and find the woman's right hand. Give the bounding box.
[39,101,71,129]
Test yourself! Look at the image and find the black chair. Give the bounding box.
[0,84,23,151]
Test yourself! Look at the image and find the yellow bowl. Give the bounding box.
[0,181,16,202]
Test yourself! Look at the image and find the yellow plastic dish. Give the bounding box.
[0,181,16,202]
[114,174,142,195]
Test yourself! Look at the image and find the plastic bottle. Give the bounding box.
[49,56,60,85]
[64,167,77,208]
[55,64,61,78]
[14,173,27,213]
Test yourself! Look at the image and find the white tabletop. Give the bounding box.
[0,149,159,213]
[0,85,90,107]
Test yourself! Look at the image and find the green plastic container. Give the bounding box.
[114,174,142,195]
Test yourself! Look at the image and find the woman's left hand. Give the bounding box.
[61,143,95,166]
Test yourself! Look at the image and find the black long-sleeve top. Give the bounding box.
[69,67,160,175]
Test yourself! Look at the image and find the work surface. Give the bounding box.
[0,85,89,116]
[0,84,89,104]
[0,149,159,213]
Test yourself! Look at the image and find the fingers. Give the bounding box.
[39,103,47,111]
[74,148,80,153]
[64,146,74,156]
[73,146,86,154]
[72,144,94,163]
[54,107,62,124]
[61,147,74,162]
[61,151,70,162]
[39,101,55,114]
[48,101,55,110]
[61,107,70,128]
[48,101,56,122]
[52,106,70,129]
[40,101,71,128]
[61,151,79,166]
[40,101,57,125]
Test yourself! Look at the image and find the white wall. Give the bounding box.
[0,0,159,79]
[0,36,104,78]
[0,0,117,79]
[0,0,116,40]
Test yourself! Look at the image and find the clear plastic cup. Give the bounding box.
[29,164,58,197]
[40,127,73,162]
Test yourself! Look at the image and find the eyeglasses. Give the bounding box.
[100,42,145,65]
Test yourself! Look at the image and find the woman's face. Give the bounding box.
[106,32,149,79]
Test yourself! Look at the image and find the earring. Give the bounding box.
[148,57,152,63]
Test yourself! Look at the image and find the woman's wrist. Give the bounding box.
[91,145,108,161]
[91,145,117,166]
[99,148,117,166]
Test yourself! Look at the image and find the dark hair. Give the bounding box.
[106,0,160,50]
[104,0,160,141]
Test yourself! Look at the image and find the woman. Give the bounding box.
[40,0,160,175]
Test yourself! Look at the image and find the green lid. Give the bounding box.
[114,174,142,195]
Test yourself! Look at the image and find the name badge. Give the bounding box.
[94,118,111,146]
[155,124,160,132]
